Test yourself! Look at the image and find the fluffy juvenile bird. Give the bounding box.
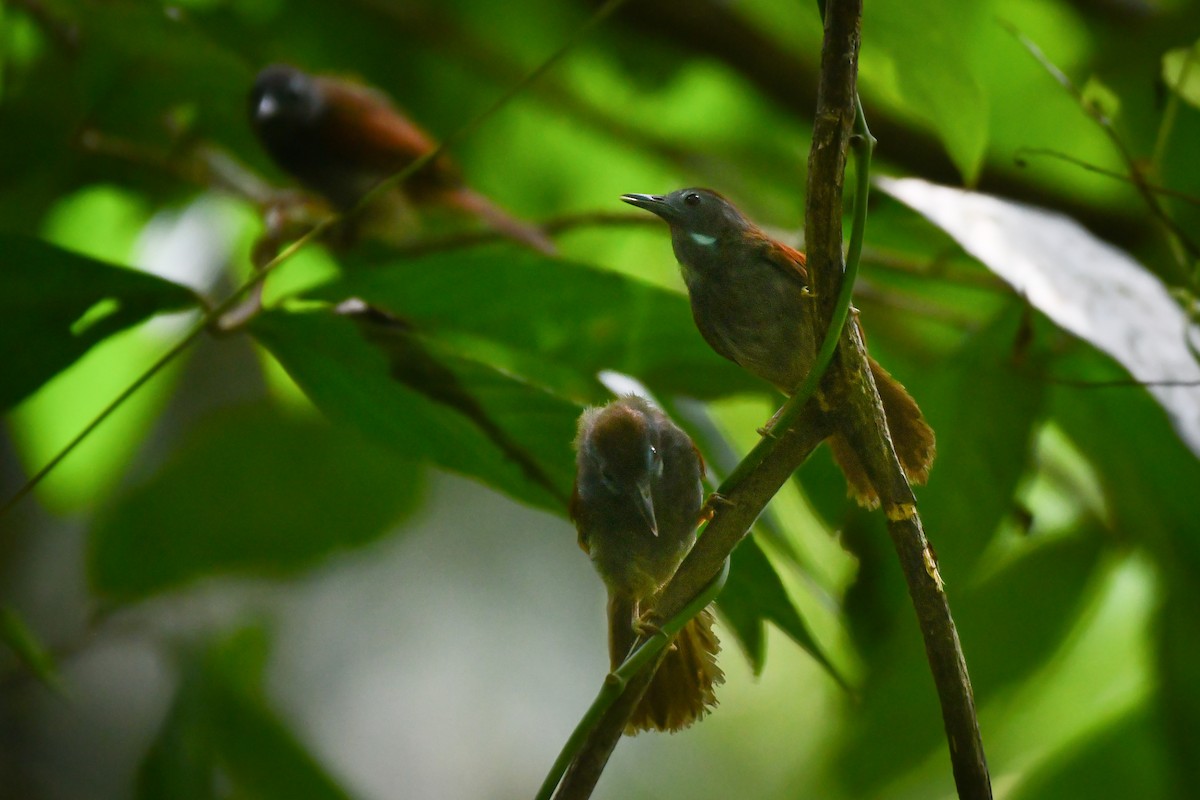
[571,396,722,733]
[622,188,935,506]
[248,64,555,253]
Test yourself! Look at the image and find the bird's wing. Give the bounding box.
[756,236,812,292]
[318,77,462,187]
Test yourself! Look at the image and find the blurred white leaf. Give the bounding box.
[878,176,1200,457]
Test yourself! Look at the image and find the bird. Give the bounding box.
[571,395,722,733]
[247,64,556,254]
[621,188,935,507]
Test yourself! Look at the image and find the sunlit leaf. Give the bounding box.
[312,247,758,401]
[89,405,424,601]
[870,0,989,183]
[879,176,1200,458]
[0,234,199,412]
[1162,40,1200,109]
[1081,75,1120,121]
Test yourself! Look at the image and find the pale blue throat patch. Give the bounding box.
[688,231,717,246]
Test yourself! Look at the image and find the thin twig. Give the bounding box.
[1001,20,1200,272]
[1014,147,1200,208]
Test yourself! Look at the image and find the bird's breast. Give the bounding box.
[682,257,816,391]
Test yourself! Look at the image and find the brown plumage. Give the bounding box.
[248,64,556,254]
[571,396,723,733]
[622,188,935,507]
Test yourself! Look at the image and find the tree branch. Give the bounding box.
[806,1,992,797]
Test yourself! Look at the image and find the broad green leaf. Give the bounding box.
[879,177,1200,458]
[0,606,61,692]
[250,305,578,512]
[89,405,423,601]
[869,0,989,183]
[313,247,758,401]
[719,535,844,685]
[911,304,1046,572]
[1162,40,1200,109]
[0,234,199,412]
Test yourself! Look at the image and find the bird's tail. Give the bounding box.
[828,355,936,508]
[440,187,558,255]
[626,607,723,734]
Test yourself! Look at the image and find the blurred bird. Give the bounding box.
[622,188,935,506]
[248,64,556,253]
[571,396,722,733]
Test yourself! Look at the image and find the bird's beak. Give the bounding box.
[621,193,680,224]
[634,481,659,537]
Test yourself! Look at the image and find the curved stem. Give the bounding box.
[535,559,729,800]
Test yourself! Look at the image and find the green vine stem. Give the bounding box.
[534,559,730,800]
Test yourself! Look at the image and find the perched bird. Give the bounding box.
[248,64,556,253]
[571,396,722,734]
[622,188,935,506]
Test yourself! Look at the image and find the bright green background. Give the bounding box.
[2,0,1199,798]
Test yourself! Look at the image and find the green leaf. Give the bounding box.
[869,0,989,183]
[836,524,1105,794]
[136,663,218,800]
[0,605,61,692]
[313,247,758,401]
[719,535,844,685]
[0,234,199,412]
[1081,75,1121,121]
[1162,40,1200,109]
[89,405,423,601]
[1052,352,1200,575]
[250,305,579,512]
[912,303,1046,572]
[1154,580,1200,793]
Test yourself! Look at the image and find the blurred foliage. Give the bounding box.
[2,0,1199,798]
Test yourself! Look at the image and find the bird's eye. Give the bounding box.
[684,192,701,206]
